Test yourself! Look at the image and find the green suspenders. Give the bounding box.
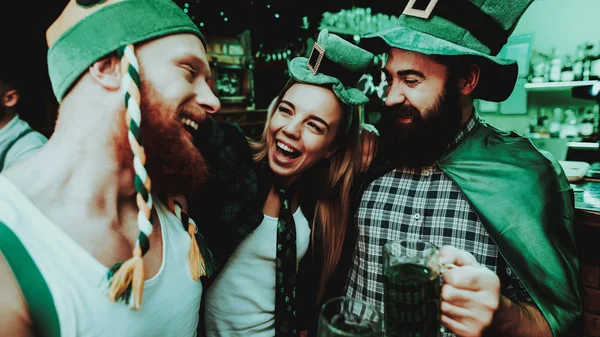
[0,221,61,337]
[0,128,35,171]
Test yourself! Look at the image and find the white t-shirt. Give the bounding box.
[0,115,47,171]
[204,207,311,337]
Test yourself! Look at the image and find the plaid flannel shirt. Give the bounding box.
[345,114,532,337]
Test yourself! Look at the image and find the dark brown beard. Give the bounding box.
[137,85,209,197]
[377,78,463,167]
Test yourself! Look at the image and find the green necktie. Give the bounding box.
[275,187,298,337]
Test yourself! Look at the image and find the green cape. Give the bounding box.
[437,118,582,336]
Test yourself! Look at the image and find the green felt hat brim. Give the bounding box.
[363,27,519,102]
[48,0,204,102]
[288,57,369,106]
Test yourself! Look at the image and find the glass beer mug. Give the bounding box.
[317,296,383,337]
[382,240,442,337]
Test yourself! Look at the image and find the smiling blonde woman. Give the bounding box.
[189,29,376,337]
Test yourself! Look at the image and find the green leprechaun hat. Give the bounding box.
[288,29,375,107]
[46,0,214,311]
[288,29,375,133]
[362,0,535,102]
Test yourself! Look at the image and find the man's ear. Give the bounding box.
[88,56,123,92]
[2,89,19,108]
[457,64,481,96]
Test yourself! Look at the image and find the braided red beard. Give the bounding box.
[137,86,209,197]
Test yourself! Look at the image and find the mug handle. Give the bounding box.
[436,262,459,336]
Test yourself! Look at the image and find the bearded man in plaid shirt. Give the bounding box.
[339,1,583,337]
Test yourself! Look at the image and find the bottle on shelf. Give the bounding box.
[527,109,550,138]
[549,48,562,82]
[579,107,595,139]
[530,51,548,83]
[560,55,574,82]
[527,117,538,138]
[573,44,584,81]
[560,107,579,139]
[538,109,550,138]
[594,105,600,136]
[582,43,594,81]
[590,41,600,80]
[549,107,563,138]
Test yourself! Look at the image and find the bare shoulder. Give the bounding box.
[0,251,33,337]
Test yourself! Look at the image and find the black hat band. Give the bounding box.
[403,0,508,55]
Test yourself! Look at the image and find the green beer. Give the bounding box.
[383,263,441,337]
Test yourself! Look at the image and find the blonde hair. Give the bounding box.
[249,79,360,302]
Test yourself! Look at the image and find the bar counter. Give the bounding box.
[571,179,600,336]
[573,179,600,214]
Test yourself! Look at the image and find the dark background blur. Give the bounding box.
[0,0,401,137]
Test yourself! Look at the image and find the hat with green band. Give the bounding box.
[288,29,375,133]
[46,0,212,311]
[47,0,206,103]
[361,0,535,102]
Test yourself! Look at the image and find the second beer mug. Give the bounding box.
[382,239,441,337]
[317,296,383,337]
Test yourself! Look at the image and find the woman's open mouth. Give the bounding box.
[273,140,301,164]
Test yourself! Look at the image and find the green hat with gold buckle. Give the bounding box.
[362,0,535,102]
[288,29,375,106]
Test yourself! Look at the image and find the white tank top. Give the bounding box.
[0,175,202,337]
[204,207,311,337]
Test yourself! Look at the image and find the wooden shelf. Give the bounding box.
[524,80,599,92]
[523,80,599,107]
[219,96,248,103]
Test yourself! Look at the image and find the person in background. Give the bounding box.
[344,0,582,336]
[0,69,47,172]
[0,0,220,336]
[190,29,377,337]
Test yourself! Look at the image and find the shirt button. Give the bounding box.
[413,213,421,220]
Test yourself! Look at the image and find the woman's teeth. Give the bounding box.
[180,118,198,131]
[277,142,300,158]
[277,142,294,153]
